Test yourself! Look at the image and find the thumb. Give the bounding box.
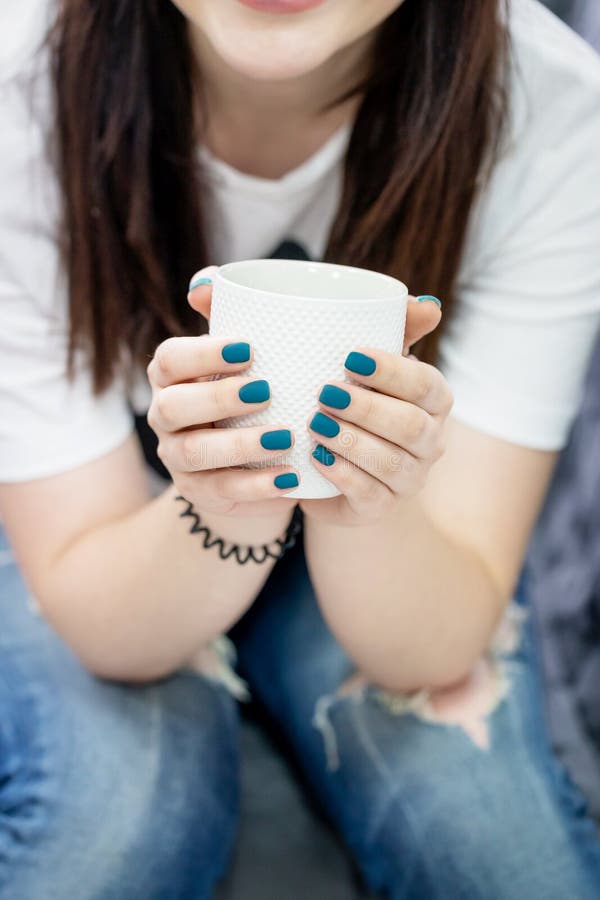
[403,294,442,355]
[187,265,219,322]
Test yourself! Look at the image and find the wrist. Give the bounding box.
[194,504,296,546]
[166,484,295,546]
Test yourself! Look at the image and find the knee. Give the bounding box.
[0,667,239,899]
[311,676,513,885]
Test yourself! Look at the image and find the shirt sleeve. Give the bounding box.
[0,49,134,484]
[0,279,135,484]
[437,17,600,451]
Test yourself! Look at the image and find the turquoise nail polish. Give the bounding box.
[274,472,299,490]
[309,412,340,438]
[312,444,335,466]
[417,295,442,309]
[222,342,250,364]
[319,384,351,410]
[260,429,292,451]
[188,276,213,291]
[344,351,376,376]
[239,380,270,404]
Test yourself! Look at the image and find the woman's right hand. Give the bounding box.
[146,267,299,521]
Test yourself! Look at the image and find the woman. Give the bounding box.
[1,0,600,897]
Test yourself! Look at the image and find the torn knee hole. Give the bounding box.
[375,658,510,751]
[337,672,369,697]
[313,603,524,765]
[187,636,250,701]
[312,672,369,772]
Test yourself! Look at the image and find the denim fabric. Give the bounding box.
[232,537,600,900]
[0,528,239,900]
[1,523,600,899]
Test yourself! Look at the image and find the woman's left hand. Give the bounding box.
[301,297,453,525]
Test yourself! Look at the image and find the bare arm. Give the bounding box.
[0,433,293,681]
[303,416,557,691]
[0,271,302,681]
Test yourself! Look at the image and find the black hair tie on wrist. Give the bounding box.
[174,495,303,565]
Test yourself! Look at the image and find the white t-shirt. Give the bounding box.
[1,0,600,484]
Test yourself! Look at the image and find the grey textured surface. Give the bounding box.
[214,705,369,900]
[526,333,600,822]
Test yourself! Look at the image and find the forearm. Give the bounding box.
[303,498,506,692]
[42,482,292,681]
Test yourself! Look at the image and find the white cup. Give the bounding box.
[209,259,408,499]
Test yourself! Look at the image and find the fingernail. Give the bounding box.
[309,412,340,438]
[344,351,376,376]
[239,380,270,404]
[319,384,351,410]
[188,275,213,291]
[260,429,292,451]
[222,341,251,364]
[312,444,335,466]
[416,295,442,309]
[274,472,299,490]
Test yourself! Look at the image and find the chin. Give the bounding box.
[214,40,331,81]
[177,0,342,81]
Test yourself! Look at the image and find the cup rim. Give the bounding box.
[215,258,408,303]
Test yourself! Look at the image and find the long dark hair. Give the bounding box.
[48,0,510,393]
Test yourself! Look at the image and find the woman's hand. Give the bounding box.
[147,267,299,520]
[301,298,453,526]
[182,267,449,526]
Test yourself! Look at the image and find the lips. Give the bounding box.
[236,0,328,14]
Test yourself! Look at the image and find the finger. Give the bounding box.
[147,335,254,388]
[309,445,394,518]
[343,348,453,416]
[316,382,443,460]
[307,411,427,495]
[199,465,301,505]
[161,425,295,472]
[149,376,272,432]
[187,265,219,321]
[402,295,442,355]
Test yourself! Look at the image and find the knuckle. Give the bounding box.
[155,338,179,380]
[156,388,177,429]
[246,472,271,500]
[413,364,435,404]
[156,439,167,464]
[212,469,251,508]
[382,367,400,396]
[202,475,237,513]
[405,407,428,443]
[146,404,159,433]
[181,433,202,470]
[229,431,247,467]
[211,378,232,419]
[361,388,378,428]
[397,450,417,478]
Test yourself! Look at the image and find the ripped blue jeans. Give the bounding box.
[1,525,600,900]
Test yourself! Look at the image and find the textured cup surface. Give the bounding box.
[209,259,407,499]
